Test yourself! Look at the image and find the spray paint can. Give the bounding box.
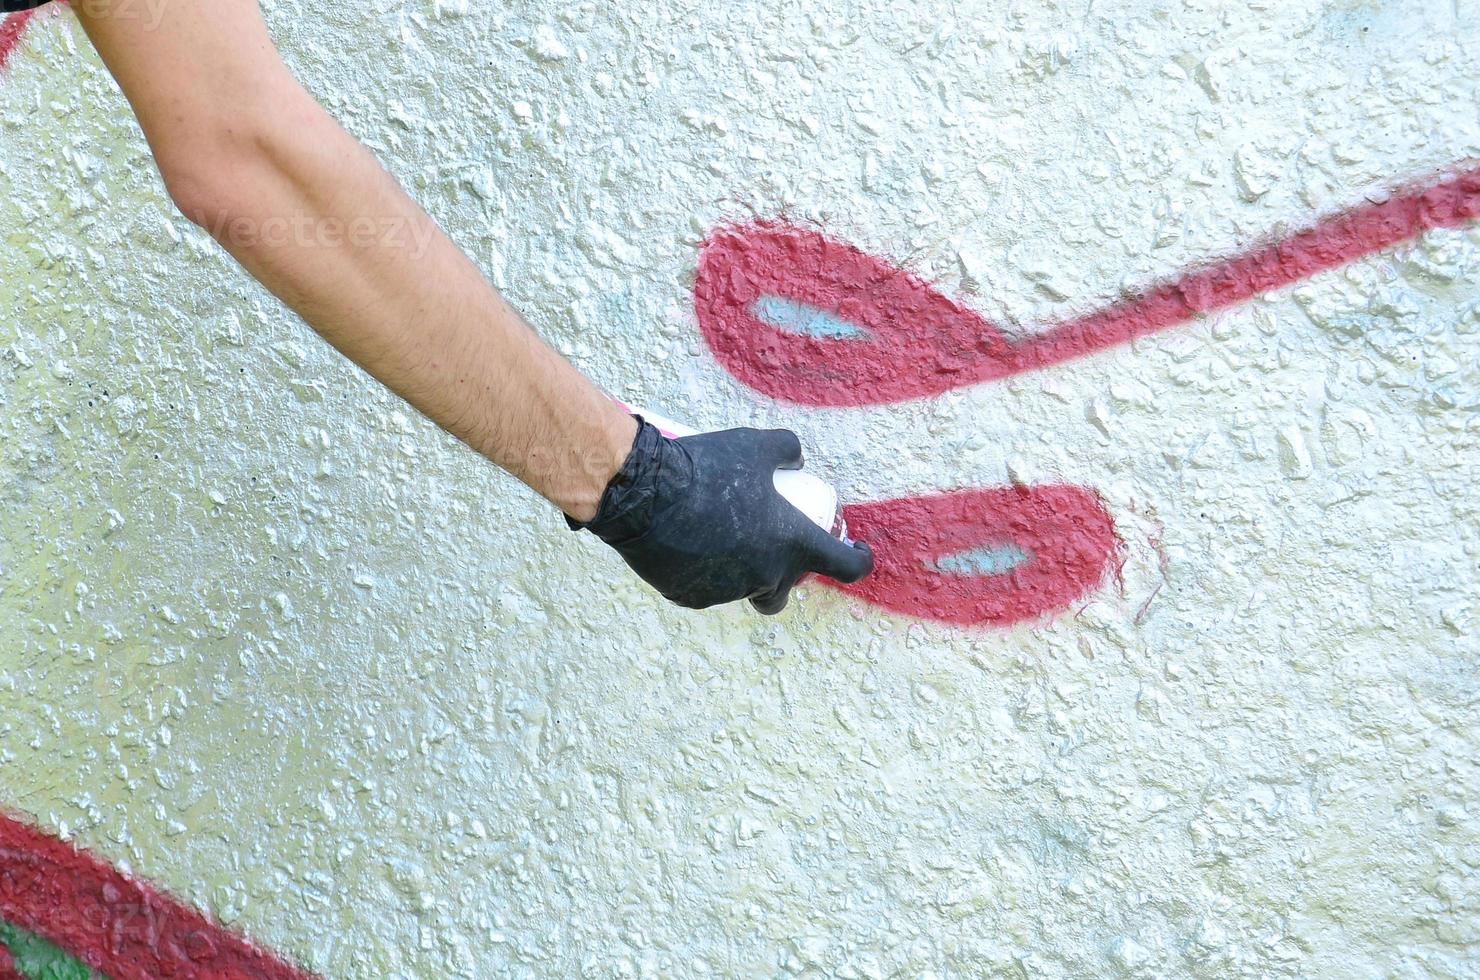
[619,402,849,542]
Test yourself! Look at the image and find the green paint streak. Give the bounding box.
[0,919,104,980]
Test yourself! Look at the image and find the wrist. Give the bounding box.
[563,410,640,524]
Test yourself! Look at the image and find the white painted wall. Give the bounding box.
[1,0,1477,975]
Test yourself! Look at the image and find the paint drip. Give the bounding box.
[616,401,848,541]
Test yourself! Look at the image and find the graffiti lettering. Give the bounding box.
[826,485,1120,627]
[0,812,314,980]
[695,166,1480,407]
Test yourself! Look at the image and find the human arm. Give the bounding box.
[72,0,871,610]
[73,0,634,520]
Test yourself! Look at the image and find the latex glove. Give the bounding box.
[567,418,874,613]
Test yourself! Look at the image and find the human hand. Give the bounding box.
[568,419,874,613]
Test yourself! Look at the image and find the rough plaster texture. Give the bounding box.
[1,0,1478,976]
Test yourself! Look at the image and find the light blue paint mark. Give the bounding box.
[929,543,1031,577]
[751,295,869,340]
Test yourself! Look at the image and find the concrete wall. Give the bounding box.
[2,0,1477,975]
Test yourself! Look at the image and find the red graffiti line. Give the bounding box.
[695,165,1480,407]
[0,10,37,71]
[828,485,1119,627]
[0,942,20,980]
[0,812,315,980]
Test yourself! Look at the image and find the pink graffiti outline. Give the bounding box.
[697,166,1480,408]
[0,10,38,71]
[0,811,316,979]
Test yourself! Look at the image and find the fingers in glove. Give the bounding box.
[749,581,793,616]
[740,427,803,471]
[800,525,875,584]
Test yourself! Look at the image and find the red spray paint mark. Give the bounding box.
[0,812,315,980]
[0,10,37,70]
[696,165,1480,407]
[825,485,1119,627]
[0,942,20,980]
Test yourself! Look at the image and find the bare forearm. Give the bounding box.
[192,101,635,519]
[74,1,634,521]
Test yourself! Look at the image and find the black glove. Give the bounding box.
[567,418,874,613]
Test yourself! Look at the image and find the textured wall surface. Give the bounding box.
[2,1,1478,976]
